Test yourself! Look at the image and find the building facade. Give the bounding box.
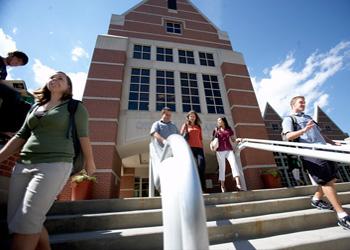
[79,0,276,198]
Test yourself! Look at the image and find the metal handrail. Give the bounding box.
[148,134,209,250]
[236,138,350,164]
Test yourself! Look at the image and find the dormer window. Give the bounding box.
[168,0,177,10]
[166,21,181,34]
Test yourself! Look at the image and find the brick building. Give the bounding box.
[1,0,348,200]
[75,0,278,199]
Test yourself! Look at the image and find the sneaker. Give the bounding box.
[338,215,350,230]
[311,199,333,210]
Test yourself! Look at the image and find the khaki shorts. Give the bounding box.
[7,162,72,234]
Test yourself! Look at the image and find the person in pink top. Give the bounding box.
[213,117,245,192]
[180,110,206,191]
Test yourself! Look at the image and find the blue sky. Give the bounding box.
[1,0,349,135]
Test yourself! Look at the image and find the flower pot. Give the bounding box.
[261,174,282,189]
[71,180,94,200]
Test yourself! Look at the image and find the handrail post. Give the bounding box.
[149,134,209,250]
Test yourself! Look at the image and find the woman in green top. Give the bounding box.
[0,71,96,250]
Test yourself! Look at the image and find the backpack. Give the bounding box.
[0,83,32,132]
[66,99,84,176]
[281,115,299,142]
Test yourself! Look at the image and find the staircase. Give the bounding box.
[1,183,350,250]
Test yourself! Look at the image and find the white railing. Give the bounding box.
[149,134,209,250]
[236,138,350,164]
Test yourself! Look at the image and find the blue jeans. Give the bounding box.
[191,147,206,191]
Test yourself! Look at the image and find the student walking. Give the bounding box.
[282,95,350,230]
[212,117,246,193]
[0,51,29,80]
[150,107,179,146]
[180,110,206,191]
[0,71,96,250]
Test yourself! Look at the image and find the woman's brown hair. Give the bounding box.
[33,71,73,105]
[186,110,202,127]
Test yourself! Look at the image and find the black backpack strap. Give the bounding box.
[290,115,298,131]
[66,99,81,139]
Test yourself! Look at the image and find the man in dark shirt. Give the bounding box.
[0,51,29,80]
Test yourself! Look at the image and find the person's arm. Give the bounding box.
[179,123,186,135]
[153,131,167,144]
[75,103,96,175]
[79,137,96,176]
[0,136,26,163]
[283,119,314,141]
[321,134,341,146]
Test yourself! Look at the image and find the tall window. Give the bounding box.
[133,45,151,60]
[180,72,201,113]
[199,52,215,66]
[128,68,150,111]
[178,50,195,64]
[156,47,173,62]
[156,70,176,111]
[166,22,181,34]
[168,0,177,10]
[202,74,224,114]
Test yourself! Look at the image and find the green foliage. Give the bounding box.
[261,168,281,178]
[71,170,97,183]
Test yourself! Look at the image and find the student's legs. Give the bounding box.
[226,151,245,190]
[191,147,206,191]
[321,179,345,213]
[36,227,50,250]
[216,151,227,192]
[8,163,72,250]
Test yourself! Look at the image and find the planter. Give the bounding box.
[261,174,282,189]
[71,180,94,200]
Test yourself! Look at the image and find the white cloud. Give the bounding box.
[71,46,89,62]
[0,28,17,56]
[252,41,350,118]
[67,72,88,100]
[0,28,18,80]
[32,59,56,89]
[12,27,18,35]
[32,59,87,100]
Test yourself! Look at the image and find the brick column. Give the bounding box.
[120,168,135,198]
[220,57,276,189]
[59,35,128,199]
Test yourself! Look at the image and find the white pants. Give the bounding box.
[216,150,241,181]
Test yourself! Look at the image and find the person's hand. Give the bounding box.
[85,161,96,176]
[235,138,242,143]
[333,141,342,146]
[302,120,314,133]
[162,139,168,145]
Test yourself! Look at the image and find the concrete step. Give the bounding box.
[48,204,350,250]
[209,226,350,250]
[46,182,350,216]
[42,192,350,235]
[2,183,350,249]
[1,182,346,218]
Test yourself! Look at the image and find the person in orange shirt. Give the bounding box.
[180,110,206,192]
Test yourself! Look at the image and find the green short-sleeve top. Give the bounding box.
[15,100,89,164]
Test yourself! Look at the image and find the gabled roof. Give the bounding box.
[120,0,225,34]
[263,102,282,120]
